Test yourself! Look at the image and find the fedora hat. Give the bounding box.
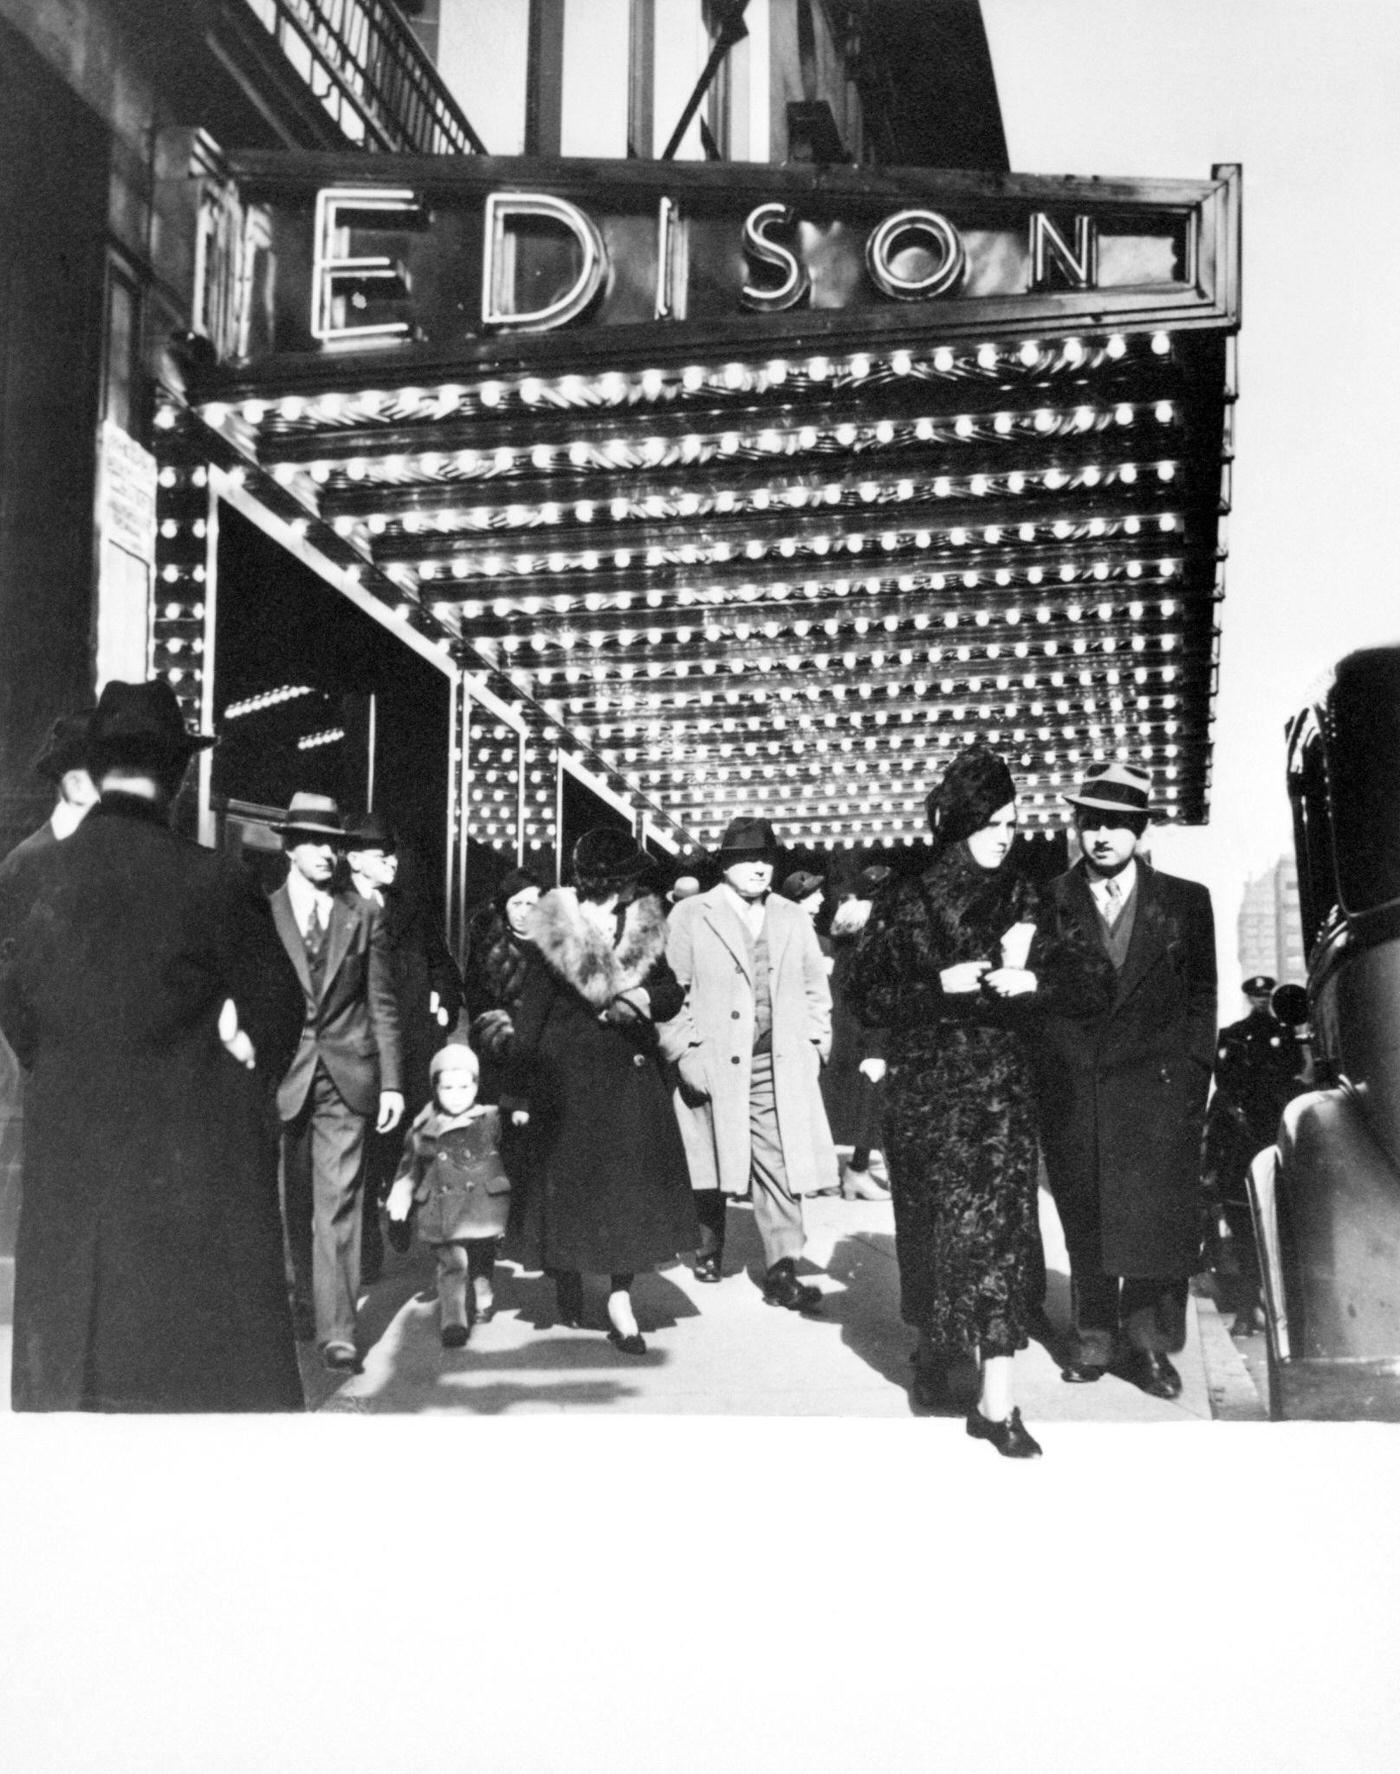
[714,816,781,861]
[345,809,397,852]
[1064,760,1155,817]
[274,791,347,841]
[89,680,216,758]
[31,711,94,782]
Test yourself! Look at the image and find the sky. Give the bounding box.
[984,0,1400,991]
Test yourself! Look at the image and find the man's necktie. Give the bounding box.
[1103,877,1122,924]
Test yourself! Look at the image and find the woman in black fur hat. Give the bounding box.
[505,828,698,1353]
[846,743,1110,1458]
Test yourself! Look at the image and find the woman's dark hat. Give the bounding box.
[714,817,781,862]
[780,869,825,902]
[571,827,653,893]
[856,864,893,897]
[1064,760,1155,816]
[345,809,397,852]
[31,711,94,782]
[926,743,1017,847]
[274,791,348,842]
[494,865,545,912]
[89,680,216,759]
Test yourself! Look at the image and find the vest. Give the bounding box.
[1093,875,1139,973]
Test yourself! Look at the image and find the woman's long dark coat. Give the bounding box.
[460,901,535,1106]
[0,796,304,1412]
[846,845,1110,1355]
[506,889,698,1275]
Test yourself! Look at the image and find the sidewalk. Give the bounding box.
[304,1187,1229,1421]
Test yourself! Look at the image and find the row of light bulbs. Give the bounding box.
[291,401,1182,500]
[211,331,1174,435]
[409,506,1185,587]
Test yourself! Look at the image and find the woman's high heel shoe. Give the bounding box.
[965,1406,1042,1459]
[607,1328,647,1356]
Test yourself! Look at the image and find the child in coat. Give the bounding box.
[387,1040,518,1347]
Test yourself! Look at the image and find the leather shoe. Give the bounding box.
[322,1342,359,1373]
[693,1251,723,1284]
[607,1328,647,1356]
[441,1323,470,1349]
[966,1406,1042,1459]
[839,1167,891,1202]
[386,1213,413,1254]
[1111,1348,1183,1400]
[761,1258,822,1314]
[1060,1359,1107,1384]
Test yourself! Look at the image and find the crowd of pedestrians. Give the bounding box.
[0,678,1266,1458]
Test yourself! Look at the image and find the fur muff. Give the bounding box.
[528,887,668,1011]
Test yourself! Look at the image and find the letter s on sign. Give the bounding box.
[740,203,810,313]
[482,193,607,332]
[865,209,966,302]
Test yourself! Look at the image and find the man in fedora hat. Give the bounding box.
[344,807,461,1282]
[0,680,305,1410]
[666,816,839,1311]
[1031,760,1217,1399]
[270,792,404,1369]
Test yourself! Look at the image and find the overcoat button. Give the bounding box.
[731,1055,741,1064]
[633,1053,645,1067]
[731,1010,741,1020]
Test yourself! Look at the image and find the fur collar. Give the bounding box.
[528,888,668,1009]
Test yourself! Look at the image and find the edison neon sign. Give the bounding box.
[310,185,1125,345]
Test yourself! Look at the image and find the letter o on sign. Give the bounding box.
[865,209,966,301]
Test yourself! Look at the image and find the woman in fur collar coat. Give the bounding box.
[506,830,698,1354]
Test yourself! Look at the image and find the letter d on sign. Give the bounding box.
[482,193,607,332]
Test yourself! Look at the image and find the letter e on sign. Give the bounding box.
[311,188,421,343]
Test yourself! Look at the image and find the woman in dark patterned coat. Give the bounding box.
[846,743,1110,1459]
[506,829,698,1356]
[460,866,544,1107]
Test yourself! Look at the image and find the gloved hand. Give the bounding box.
[472,1008,514,1057]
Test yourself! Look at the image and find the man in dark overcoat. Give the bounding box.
[1033,761,1217,1399]
[0,681,305,1411]
[344,808,461,1281]
[0,712,98,1263]
[270,793,403,1369]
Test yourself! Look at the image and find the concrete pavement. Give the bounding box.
[305,1186,1234,1422]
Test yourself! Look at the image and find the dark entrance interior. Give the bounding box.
[211,504,451,915]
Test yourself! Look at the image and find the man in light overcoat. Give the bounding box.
[1033,761,1217,1400]
[270,793,403,1370]
[666,817,839,1312]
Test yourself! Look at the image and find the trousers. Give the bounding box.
[694,1051,805,1269]
[281,1063,369,1350]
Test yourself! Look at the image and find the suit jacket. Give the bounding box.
[271,884,403,1122]
[666,885,839,1196]
[1033,860,1217,1277]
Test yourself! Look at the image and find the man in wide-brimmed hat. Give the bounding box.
[1031,760,1217,1400]
[269,792,404,1370]
[343,807,461,1282]
[0,680,306,1410]
[666,816,838,1312]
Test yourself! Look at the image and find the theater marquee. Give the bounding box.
[157,150,1239,876]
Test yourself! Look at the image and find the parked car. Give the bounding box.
[1249,647,1400,1419]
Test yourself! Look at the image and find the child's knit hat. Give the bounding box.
[429,1039,478,1081]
